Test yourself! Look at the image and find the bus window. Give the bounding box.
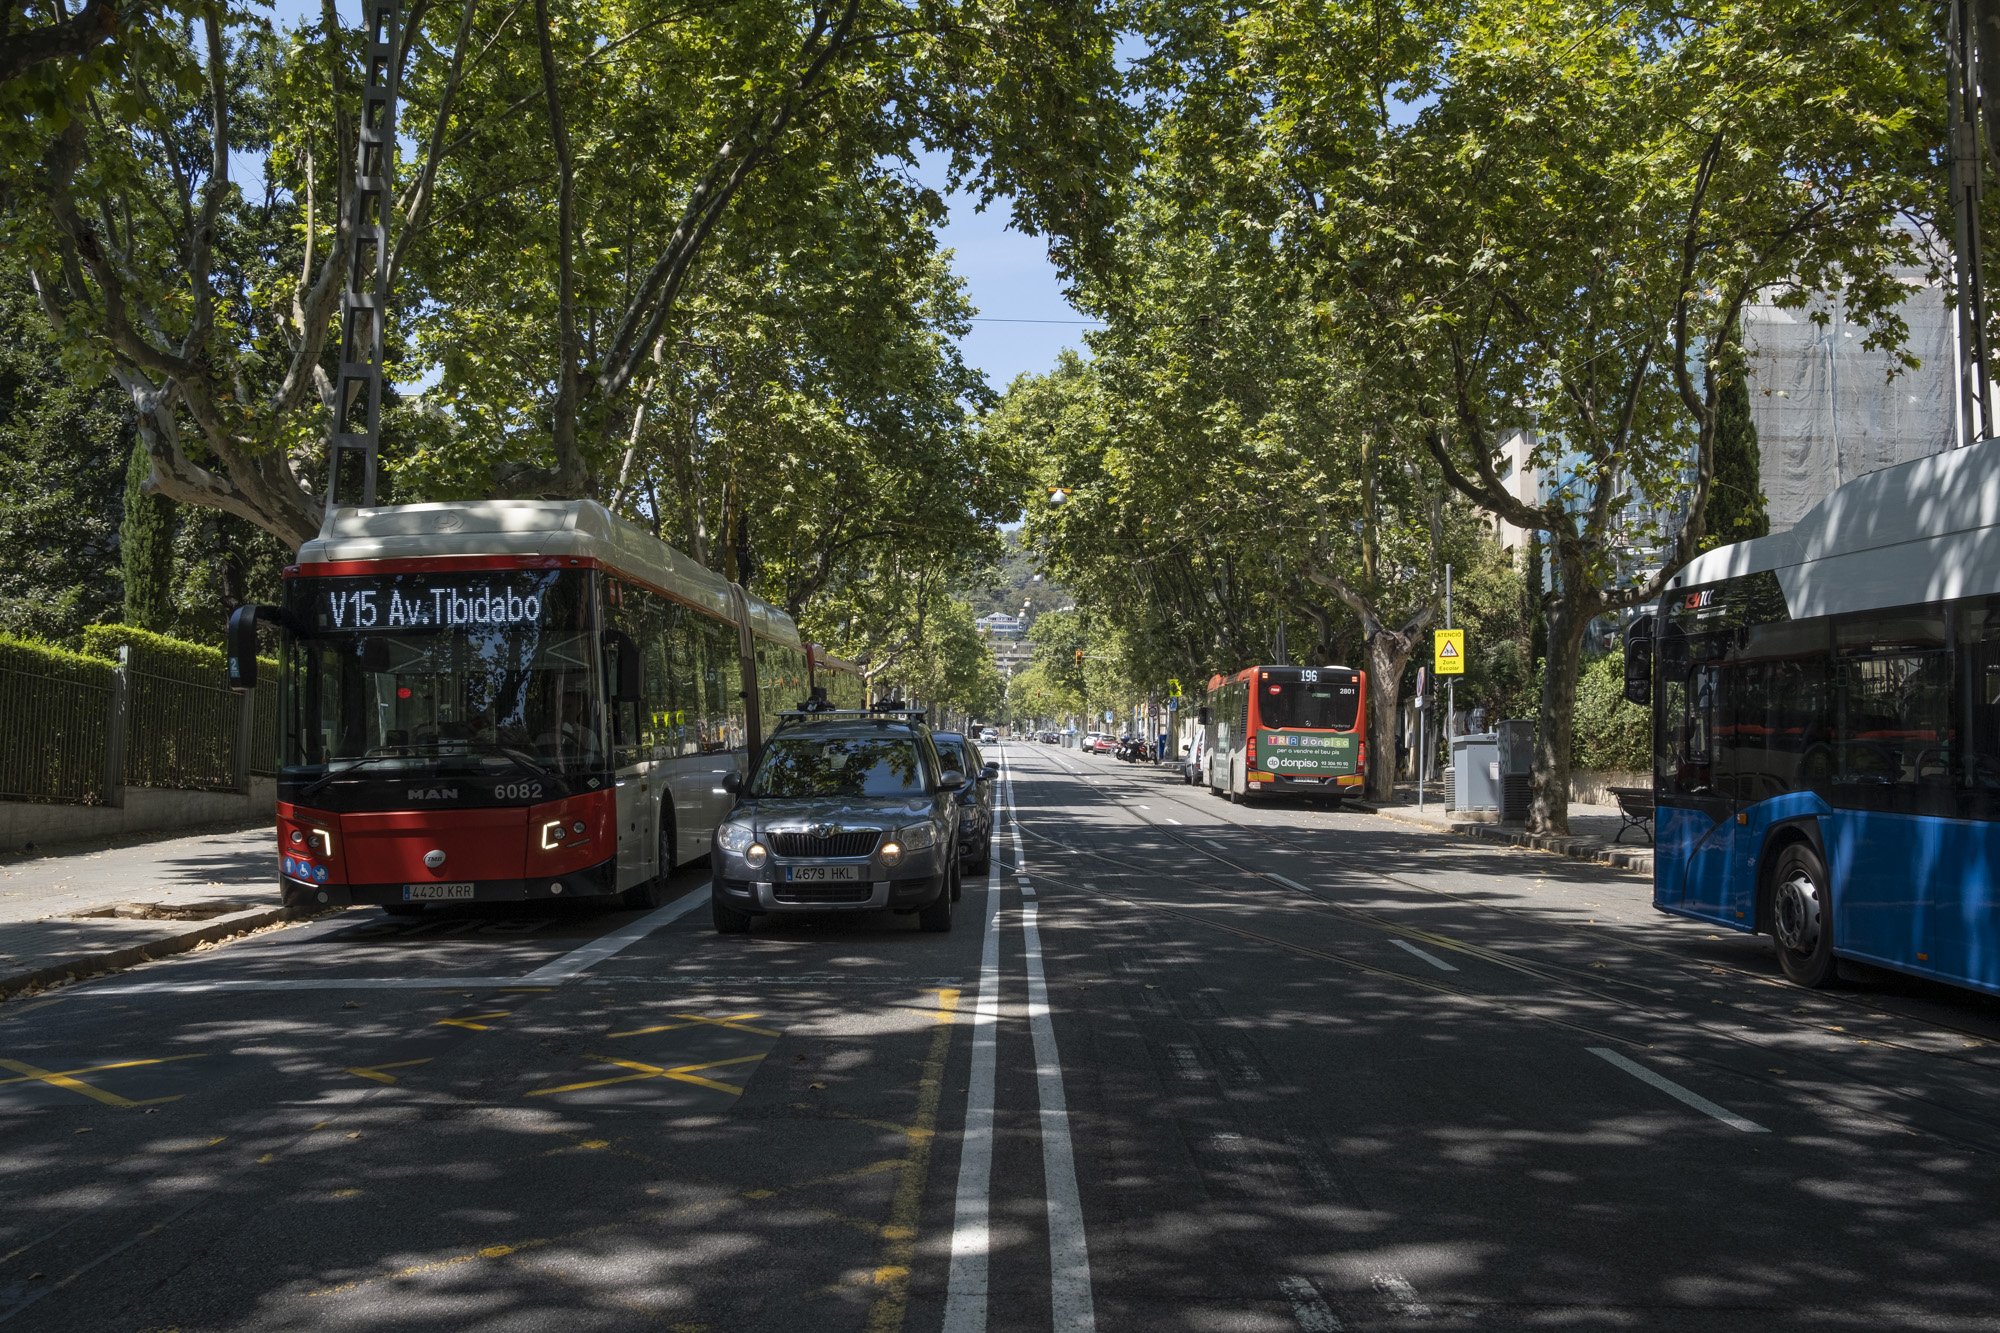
[1259,674,1360,730]
[1834,615,1950,807]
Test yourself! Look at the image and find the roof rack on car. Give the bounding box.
[775,701,930,726]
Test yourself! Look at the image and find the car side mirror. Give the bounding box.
[982,761,999,779]
[721,771,742,794]
[938,769,965,792]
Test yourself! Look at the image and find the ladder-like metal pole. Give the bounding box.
[1951,0,1992,447]
[324,0,402,529]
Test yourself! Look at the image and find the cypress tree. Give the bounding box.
[1703,340,1770,551]
[120,439,175,632]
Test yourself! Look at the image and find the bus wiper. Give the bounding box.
[452,743,560,785]
[297,753,421,800]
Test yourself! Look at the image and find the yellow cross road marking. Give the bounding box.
[345,1058,434,1085]
[528,1052,768,1098]
[0,1055,198,1108]
[606,1012,779,1039]
[435,1011,510,1031]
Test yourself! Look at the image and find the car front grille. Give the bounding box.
[773,881,875,905]
[772,831,879,858]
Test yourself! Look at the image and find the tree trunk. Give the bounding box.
[1364,634,1411,804]
[1529,593,1591,834]
[120,438,175,632]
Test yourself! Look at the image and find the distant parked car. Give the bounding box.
[979,727,998,744]
[932,732,998,873]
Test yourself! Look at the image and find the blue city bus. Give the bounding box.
[1627,439,2000,995]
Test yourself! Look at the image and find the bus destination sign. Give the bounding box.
[320,583,546,631]
[1257,731,1358,776]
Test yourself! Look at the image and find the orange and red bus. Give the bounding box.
[227,499,859,916]
[1199,665,1367,805]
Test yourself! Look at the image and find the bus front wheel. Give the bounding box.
[1770,842,1835,988]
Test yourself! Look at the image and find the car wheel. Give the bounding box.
[920,867,956,932]
[1770,841,1835,987]
[711,887,752,934]
[967,831,991,877]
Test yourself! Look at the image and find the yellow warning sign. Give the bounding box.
[1433,629,1466,676]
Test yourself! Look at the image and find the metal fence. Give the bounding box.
[0,660,114,805]
[123,661,242,792]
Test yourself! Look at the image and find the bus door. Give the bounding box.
[1659,658,1738,923]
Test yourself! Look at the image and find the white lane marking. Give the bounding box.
[1165,818,1184,825]
[1587,1047,1770,1133]
[1023,886,1037,897]
[518,887,712,983]
[1022,898,1096,1332]
[1266,873,1312,893]
[942,756,1008,1333]
[1279,1276,1345,1332]
[1201,838,1228,850]
[1390,939,1459,972]
[1370,1271,1433,1319]
[1137,804,1152,810]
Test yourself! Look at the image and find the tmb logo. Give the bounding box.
[1682,589,1715,612]
[406,787,460,801]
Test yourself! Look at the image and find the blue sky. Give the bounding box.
[266,0,1093,396]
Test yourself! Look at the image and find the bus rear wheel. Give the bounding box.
[622,815,675,910]
[1770,842,1836,988]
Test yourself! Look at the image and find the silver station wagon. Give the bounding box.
[709,708,963,934]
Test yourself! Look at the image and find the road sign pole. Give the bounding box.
[1416,666,1427,812]
[1446,563,1455,748]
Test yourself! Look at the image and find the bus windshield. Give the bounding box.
[1260,674,1361,730]
[280,569,601,779]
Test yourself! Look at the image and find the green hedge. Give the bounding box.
[1574,650,1651,773]
[0,634,115,803]
[81,622,225,682]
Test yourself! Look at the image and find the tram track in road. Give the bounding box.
[1011,743,2000,1155]
[1031,742,2000,1068]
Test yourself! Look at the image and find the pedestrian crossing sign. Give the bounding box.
[1433,629,1466,675]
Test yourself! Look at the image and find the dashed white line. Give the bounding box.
[1266,873,1312,893]
[1165,818,1184,825]
[1023,897,1095,1330]
[1371,1271,1434,1319]
[518,888,712,982]
[1279,1276,1345,1332]
[942,759,1009,1332]
[1587,1047,1770,1133]
[1390,938,1459,972]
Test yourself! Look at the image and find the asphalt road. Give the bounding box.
[4,742,2000,1331]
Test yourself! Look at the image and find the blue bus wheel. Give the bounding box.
[1771,842,1835,989]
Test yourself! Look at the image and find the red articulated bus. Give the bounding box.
[1198,664,1368,805]
[228,499,830,915]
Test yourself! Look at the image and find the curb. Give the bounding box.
[1373,807,1653,878]
[0,903,303,1001]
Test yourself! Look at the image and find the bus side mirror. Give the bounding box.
[227,605,261,693]
[606,629,642,703]
[1196,707,1211,726]
[1624,615,1654,707]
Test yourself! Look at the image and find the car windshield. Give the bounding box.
[750,735,931,798]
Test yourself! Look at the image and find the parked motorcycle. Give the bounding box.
[1116,736,1151,763]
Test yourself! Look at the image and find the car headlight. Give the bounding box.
[744,841,768,868]
[896,823,938,853]
[880,840,903,867]
[716,822,755,855]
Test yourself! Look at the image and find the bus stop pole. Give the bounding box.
[1445,563,1455,743]
[1416,666,1427,812]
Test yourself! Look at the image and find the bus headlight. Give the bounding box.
[541,820,567,849]
[309,828,335,857]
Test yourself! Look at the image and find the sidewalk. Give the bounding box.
[1375,788,1654,876]
[0,821,294,998]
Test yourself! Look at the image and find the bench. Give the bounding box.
[1605,785,1655,845]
